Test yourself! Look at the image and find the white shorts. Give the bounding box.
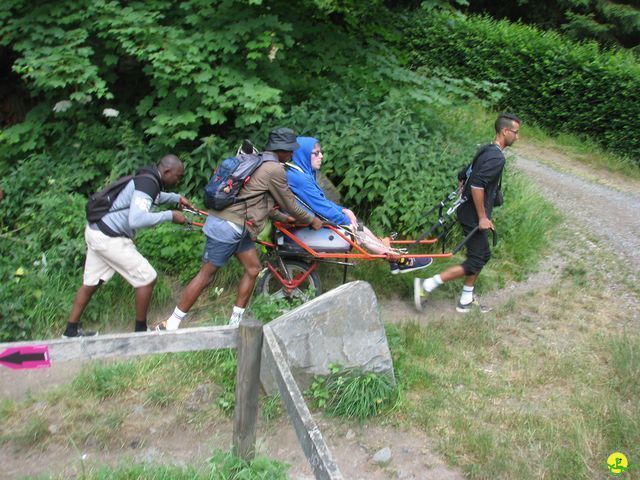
[82,225,157,288]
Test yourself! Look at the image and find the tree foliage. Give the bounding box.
[0,0,299,147]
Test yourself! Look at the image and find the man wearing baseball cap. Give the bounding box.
[159,128,323,330]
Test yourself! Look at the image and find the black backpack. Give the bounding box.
[203,140,275,210]
[86,173,157,222]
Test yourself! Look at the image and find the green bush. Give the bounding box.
[406,10,640,163]
[137,223,206,283]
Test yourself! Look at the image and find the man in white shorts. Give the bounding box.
[63,155,193,337]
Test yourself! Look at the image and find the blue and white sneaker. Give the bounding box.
[390,257,433,275]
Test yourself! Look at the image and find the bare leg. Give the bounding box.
[134,279,156,321]
[438,265,467,283]
[68,284,100,324]
[177,262,218,312]
[234,248,262,308]
[463,273,478,287]
[356,226,402,256]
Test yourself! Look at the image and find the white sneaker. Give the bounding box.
[456,298,492,314]
[414,278,428,311]
[228,313,242,327]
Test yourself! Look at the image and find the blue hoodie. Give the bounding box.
[287,136,349,225]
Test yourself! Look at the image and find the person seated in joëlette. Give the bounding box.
[286,136,433,275]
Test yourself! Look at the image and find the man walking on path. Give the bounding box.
[64,155,192,337]
[414,113,521,313]
[159,128,323,330]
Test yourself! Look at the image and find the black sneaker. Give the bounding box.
[391,257,433,275]
[61,329,98,338]
[456,299,492,314]
[389,261,399,274]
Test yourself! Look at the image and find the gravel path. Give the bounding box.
[512,146,640,271]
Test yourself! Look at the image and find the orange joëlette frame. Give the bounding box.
[264,222,454,260]
[265,261,319,293]
[183,208,454,260]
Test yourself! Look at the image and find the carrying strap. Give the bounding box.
[461,143,495,198]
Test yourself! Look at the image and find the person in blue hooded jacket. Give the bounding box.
[287,136,432,274]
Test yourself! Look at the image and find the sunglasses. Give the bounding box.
[311,150,324,156]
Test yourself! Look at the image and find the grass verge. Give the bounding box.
[24,449,288,479]
[0,350,239,452]
[387,254,639,480]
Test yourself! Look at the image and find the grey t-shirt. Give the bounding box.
[96,171,180,238]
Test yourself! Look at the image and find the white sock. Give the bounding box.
[166,307,187,330]
[422,274,443,293]
[460,285,474,305]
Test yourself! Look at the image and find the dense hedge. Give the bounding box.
[406,11,640,163]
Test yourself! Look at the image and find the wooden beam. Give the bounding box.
[263,326,344,480]
[232,319,263,461]
[0,326,238,363]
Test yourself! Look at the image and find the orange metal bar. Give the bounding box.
[391,239,437,245]
[184,219,453,259]
[256,240,277,248]
[272,222,453,260]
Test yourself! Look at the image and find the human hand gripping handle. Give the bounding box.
[452,225,497,254]
[171,210,187,224]
[310,216,323,230]
[178,196,195,210]
[478,216,494,231]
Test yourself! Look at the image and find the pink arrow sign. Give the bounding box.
[0,345,50,370]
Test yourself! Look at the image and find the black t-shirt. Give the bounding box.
[457,144,505,225]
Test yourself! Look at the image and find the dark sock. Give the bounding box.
[135,320,148,332]
[63,322,78,337]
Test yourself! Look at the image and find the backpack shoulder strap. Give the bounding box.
[261,151,279,162]
[471,143,494,168]
[461,144,495,196]
[132,172,162,200]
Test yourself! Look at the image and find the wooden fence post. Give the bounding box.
[232,319,263,461]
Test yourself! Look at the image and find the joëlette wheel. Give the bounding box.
[256,260,321,302]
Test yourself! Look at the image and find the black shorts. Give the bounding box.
[460,222,491,276]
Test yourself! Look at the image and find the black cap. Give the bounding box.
[264,127,300,151]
